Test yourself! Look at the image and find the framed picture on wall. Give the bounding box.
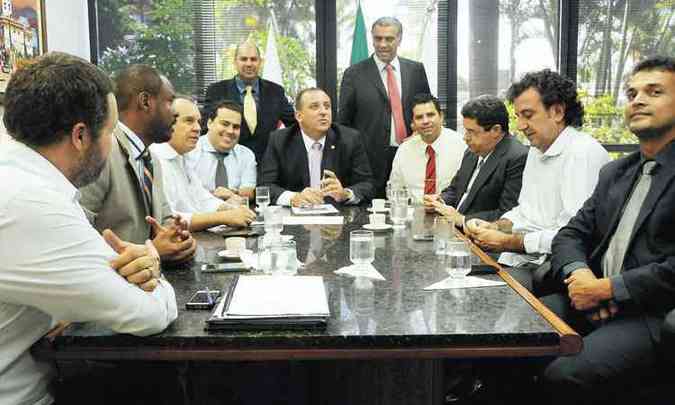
[0,0,47,94]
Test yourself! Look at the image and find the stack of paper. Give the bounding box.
[207,275,330,330]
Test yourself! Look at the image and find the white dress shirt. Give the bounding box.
[389,127,467,194]
[499,126,611,267]
[373,55,403,146]
[150,142,224,225]
[457,151,492,209]
[185,135,257,192]
[276,132,326,207]
[0,141,177,405]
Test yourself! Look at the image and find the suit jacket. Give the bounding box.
[204,78,296,162]
[79,127,173,245]
[551,141,675,340]
[440,135,528,222]
[338,56,430,192]
[260,123,375,204]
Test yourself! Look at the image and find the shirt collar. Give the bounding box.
[203,135,237,157]
[117,121,146,161]
[235,76,260,95]
[374,55,401,74]
[300,129,326,154]
[151,142,180,160]
[540,126,574,159]
[412,128,445,154]
[7,140,79,203]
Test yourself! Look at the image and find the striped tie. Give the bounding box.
[138,149,154,207]
[424,145,436,194]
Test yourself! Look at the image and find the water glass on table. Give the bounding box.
[255,186,270,212]
[269,240,298,276]
[264,206,283,238]
[445,240,472,279]
[389,188,408,228]
[433,216,455,255]
[350,230,375,273]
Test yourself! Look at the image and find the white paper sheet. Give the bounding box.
[423,276,506,290]
[291,204,339,215]
[283,215,344,225]
[334,264,386,281]
[227,275,330,317]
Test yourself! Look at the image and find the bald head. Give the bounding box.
[234,41,261,83]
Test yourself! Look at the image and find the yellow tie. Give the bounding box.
[243,85,257,134]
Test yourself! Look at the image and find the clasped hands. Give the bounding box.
[147,214,197,264]
[103,229,161,292]
[565,268,617,324]
[291,170,350,207]
[424,194,465,224]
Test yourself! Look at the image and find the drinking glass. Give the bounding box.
[255,186,270,212]
[389,187,408,228]
[433,216,454,255]
[264,206,283,237]
[349,230,375,271]
[445,240,472,279]
[269,240,298,276]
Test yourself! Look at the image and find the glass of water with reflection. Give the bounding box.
[264,206,283,238]
[350,230,375,272]
[255,186,270,212]
[445,240,472,279]
[389,187,408,228]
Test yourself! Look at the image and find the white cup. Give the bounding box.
[372,199,386,211]
[369,213,386,226]
[225,237,246,253]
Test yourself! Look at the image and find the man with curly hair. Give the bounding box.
[465,69,610,293]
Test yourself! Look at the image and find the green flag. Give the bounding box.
[350,2,369,65]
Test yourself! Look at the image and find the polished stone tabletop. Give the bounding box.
[44,206,571,359]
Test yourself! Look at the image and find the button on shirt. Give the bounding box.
[499,126,611,267]
[150,143,224,226]
[0,141,177,405]
[389,127,467,193]
[373,55,404,146]
[185,135,257,192]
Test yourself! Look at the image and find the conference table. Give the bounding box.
[34,206,581,405]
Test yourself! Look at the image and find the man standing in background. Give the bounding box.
[339,16,431,197]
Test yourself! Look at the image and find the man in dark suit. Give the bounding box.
[543,56,675,404]
[339,16,430,197]
[261,88,374,207]
[427,95,528,226]
[204,41,296,162]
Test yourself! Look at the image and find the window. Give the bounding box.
[95,0,316,102]
[576,0,674,146]
[456,0,559,134]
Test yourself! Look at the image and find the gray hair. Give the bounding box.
[371,16,403,37]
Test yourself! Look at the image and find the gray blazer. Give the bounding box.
[79,126,173,244]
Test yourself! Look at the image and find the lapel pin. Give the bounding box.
[331,145,335,150]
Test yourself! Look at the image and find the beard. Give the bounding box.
[148,113,173,144]
[632,118,675,141]
[72,141,107,188]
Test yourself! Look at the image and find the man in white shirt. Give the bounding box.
[389,93,466,200]
[151,97,256,231]
[466,69,610,293]
[186,100,257,201]
[0,52,177,405]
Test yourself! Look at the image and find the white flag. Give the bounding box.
[263,14,283,86]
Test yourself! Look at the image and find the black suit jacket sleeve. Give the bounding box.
[338,68,357,127]
[344,134,375,202]
[464,150,527,223]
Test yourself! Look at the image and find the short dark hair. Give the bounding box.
[3,52,113,148]
[113,64,163,112]
[507,69,584,128]
[631,55,675,76]
[207,99,242,121]
[461,95,509,134]
[295,87,328,110]
[372,16,403,37]
[411,93,442,116]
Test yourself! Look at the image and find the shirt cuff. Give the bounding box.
[610,274,632,303]
[562,261,588,278]
[522,231,554,255]
[344,188,360,205]
[276,191,295,207]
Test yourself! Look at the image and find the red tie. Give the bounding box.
[386,64,407,144]
[425,145,436,194]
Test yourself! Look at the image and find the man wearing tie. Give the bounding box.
[79,65,197,264]
[388,93,466,199]
[260,87,374,207]
[204,41,296,163]
[186,100,257,201]
[543,56,675,405]
[427,95,528,226]
[339,16,431,197]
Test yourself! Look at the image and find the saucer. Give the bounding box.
[363,223,393,232]
[217,248,252,260]
[367,207,389,213]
